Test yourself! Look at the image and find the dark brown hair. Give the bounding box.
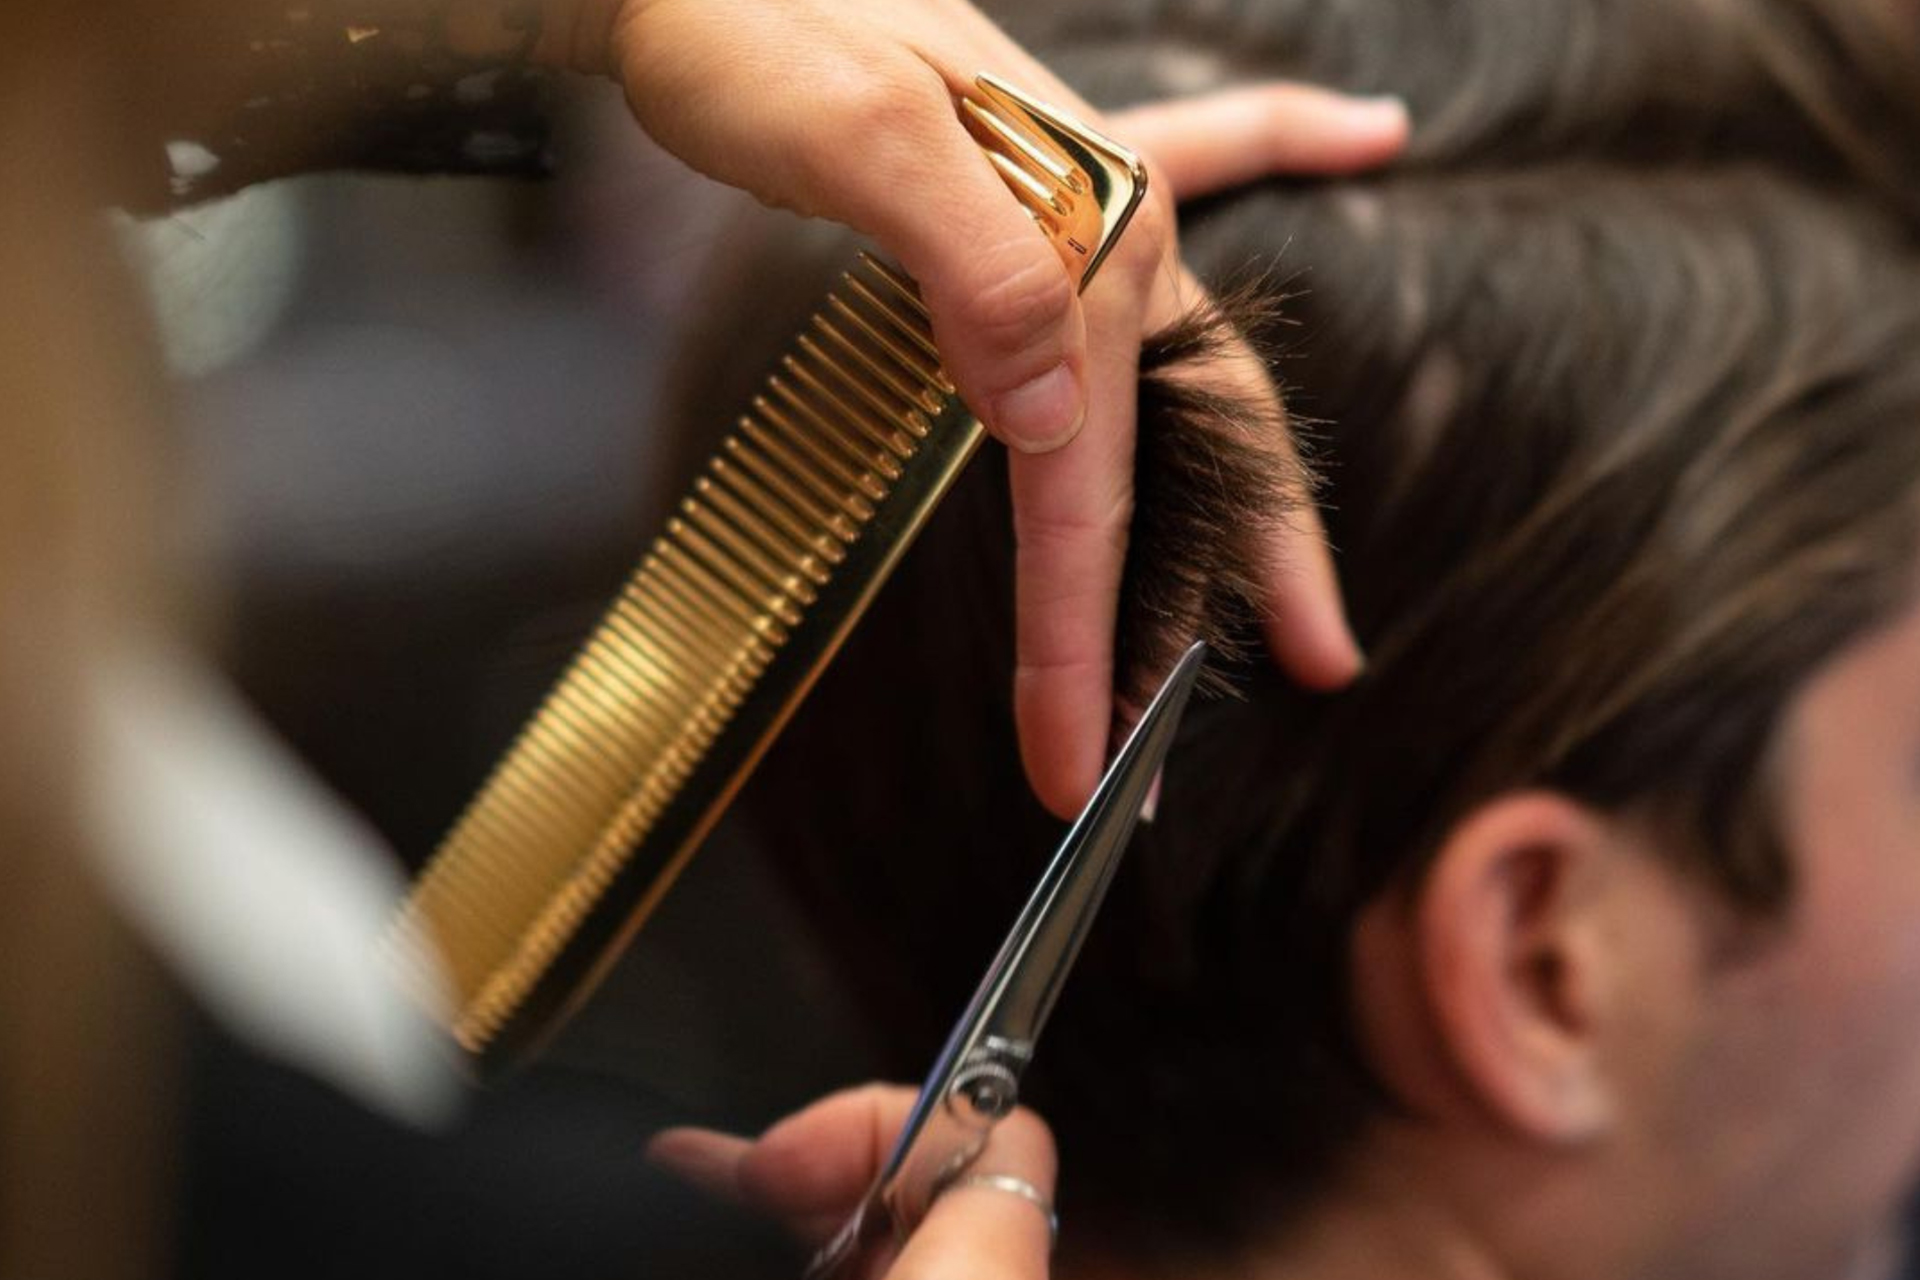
[1026,0,1920,219]
[713,0,1920,1265]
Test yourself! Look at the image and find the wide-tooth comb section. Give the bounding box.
[393,74,1145,1066]
[962,97,1085,195]
[964,97,1085,237]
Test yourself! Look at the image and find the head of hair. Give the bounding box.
[711,0,1920,1266]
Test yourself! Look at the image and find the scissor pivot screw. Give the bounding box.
[951,1062,1020,1120]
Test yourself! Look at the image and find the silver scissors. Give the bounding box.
[805,641,1208,1279]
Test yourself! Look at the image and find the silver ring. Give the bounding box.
[938,1172,1059,1243]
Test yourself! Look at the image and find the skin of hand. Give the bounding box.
[648,1084,1059,1280]
[538,0,1408,817]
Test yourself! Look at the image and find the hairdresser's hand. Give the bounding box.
[541,0,1404,815]
[650,1084,1059,1280]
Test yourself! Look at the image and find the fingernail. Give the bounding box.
[993,364,1084,453]
[1351,95,1410,132]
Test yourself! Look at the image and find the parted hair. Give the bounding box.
[717,0,1920,1265]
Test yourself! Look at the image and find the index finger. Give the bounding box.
[1009,155,1188,818]
[1007,281,1147,819]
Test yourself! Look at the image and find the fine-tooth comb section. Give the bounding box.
[406,257,925,1008]
[392,74,1147,1070]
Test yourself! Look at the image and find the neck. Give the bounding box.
[1251,1190,1509,1280]
[1060,1168,1513,1280]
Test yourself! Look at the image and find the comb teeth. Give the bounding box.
[391,73,1146,1065]
[397,254,953,1051]
[963,96,1090,241]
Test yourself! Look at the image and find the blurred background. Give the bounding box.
[129,81,892,1279]
[35,4,1920,1276]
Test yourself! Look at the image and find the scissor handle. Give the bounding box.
[804,1061,1005,1279]
[802,75,1155,1280]
[805,1196,888,1280]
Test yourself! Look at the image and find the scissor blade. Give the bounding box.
[805,642,1208,1280]
[974,640,1207,1051]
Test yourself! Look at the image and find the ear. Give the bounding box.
[1414,792,1625,1144]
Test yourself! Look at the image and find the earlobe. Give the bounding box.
[1415,793,1622,1145]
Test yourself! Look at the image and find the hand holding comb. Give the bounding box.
[390,75,1147,1072]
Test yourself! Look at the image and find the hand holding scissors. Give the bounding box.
[650,643,1206,1277]
[801,641,1205,1276]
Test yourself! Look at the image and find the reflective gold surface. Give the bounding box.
[392,76,1146,1070]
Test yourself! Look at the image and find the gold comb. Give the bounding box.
[391,74,1147,1072]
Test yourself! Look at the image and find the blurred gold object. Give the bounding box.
[392,74,1147,1071]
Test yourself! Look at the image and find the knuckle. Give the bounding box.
[1015,656,1107,687]
[817,61,923,135]
[798,68,945,198]
[1014,494,1133,554]
[1138,181,1178,240]
[848,1080,904,1117]
[1111,187,1177,281]
[949,244,1077,365]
